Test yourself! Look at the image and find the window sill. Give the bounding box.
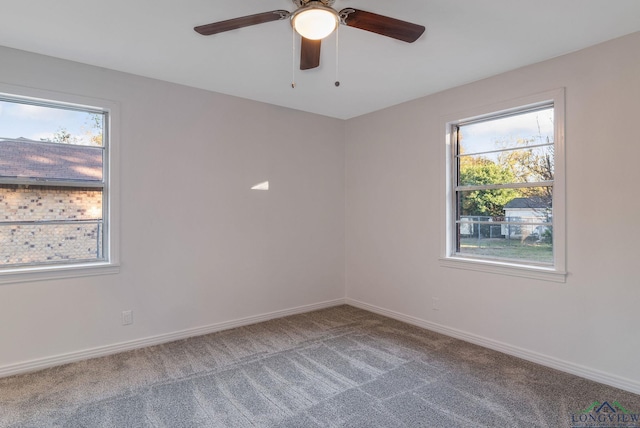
[0,262,120,285]
[439,256,566,283]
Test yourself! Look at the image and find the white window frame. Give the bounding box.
[440,89,566,283]
[0,83,119,284]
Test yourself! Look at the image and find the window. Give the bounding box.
[442,90,565,282]
[0,89,118,283]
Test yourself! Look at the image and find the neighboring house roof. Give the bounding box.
[504,197,551,209]
[0,138,102,182]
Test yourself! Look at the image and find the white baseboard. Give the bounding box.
[5,297,638,396]
[346,298,640,396]
[0,298,347,379]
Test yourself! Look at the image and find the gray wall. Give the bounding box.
[345,31,640,390]
[0,46,345,367]
[1,31,640,394]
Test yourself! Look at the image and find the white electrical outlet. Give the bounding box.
[432,297,440,311]
[122,310,133,325]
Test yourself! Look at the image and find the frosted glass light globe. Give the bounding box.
[292,7,338,40]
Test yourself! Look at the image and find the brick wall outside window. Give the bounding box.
[0,186,103,265]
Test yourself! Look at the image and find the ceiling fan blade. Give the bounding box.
[194,10,290,35]
[300,37,321,70]
[339,9,425,43]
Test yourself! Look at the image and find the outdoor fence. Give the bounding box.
[459,216,551,240]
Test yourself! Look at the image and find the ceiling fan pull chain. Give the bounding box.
[291,26,297,88]
[335,25,340,87]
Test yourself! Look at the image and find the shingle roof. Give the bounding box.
[0,138,102,182]
[505,197,551,209]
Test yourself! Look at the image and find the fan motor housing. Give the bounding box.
[293,0,336,8]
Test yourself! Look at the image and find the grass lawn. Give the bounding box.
[460,237,553,264]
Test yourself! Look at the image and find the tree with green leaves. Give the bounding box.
[458,157,521,217]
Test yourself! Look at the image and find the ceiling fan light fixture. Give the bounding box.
[291,4,339,40]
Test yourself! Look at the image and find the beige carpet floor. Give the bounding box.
[1,305,638,427]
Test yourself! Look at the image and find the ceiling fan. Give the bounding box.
[194,0,425,71]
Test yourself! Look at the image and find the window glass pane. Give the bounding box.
[456,223,553,265]
[0,139,103,182]
[458,145,554,186]
[0,185,102,221]
[447,94,563,274]
[454,186,554,265]
[458,107,553,155]
[0,222,103,266]
[0,99,104,183]
[0,185,103,266]
[456,186,552,218]
[0,95,110,273]
[455,185,553,265]
[0,100,103,147]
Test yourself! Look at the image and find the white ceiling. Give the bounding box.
[1,1,639,119]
